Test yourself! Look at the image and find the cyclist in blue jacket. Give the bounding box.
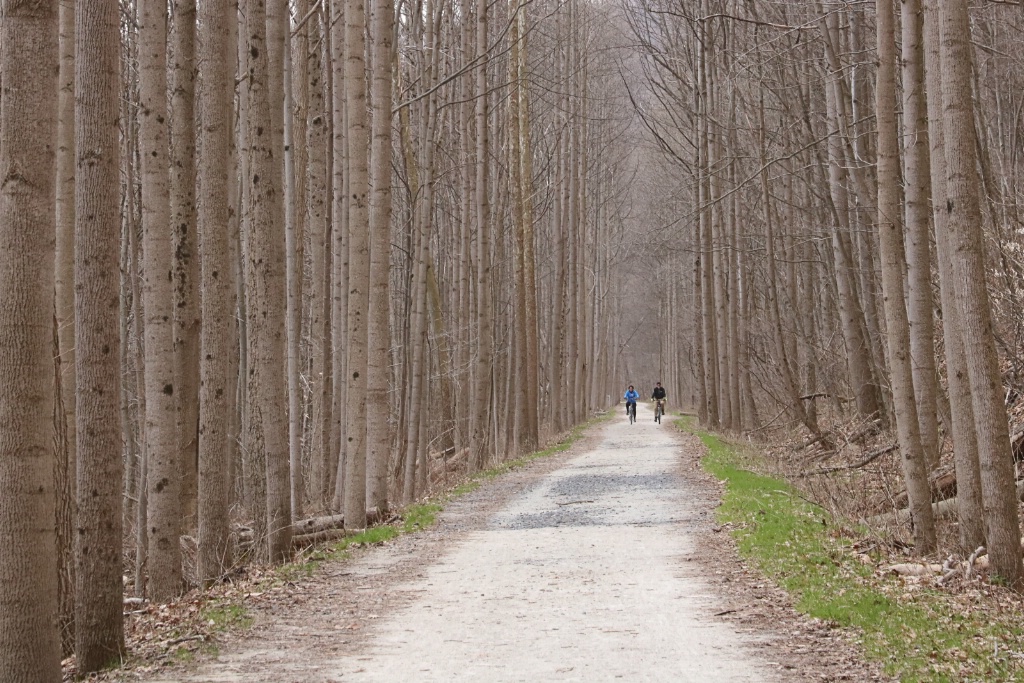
[624,385,639,418]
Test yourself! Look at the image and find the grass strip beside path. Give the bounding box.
[681,419,1024,682]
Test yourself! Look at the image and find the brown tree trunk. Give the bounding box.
[938,0,1023,586]
[922,0,984,552]
[140,0,183,600]
[343,0,370,528]
[171,0,200,533]
[366,0,394,512]
[0,0,62,677]
[197,0,236,583]
[901,0,940,473]
[876,0,936,553]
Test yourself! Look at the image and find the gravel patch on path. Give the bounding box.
[142,407,884,682]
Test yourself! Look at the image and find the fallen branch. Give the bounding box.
[965,546,987,580]
[556,500,594,506]
[798,444,896,477]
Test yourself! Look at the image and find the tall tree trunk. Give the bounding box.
[938,0,1023,586]
[922,0,984,552]
[54,0,77,655]
[287,0,310,522]
[470,0,492,472]
[74,0,126,667]
[197,0,236,583]
[171,0,200,533]
[140,0,183,600]
[901,0,940,473]
[0,0,61,677]
[343,0,370,528]
[245,0,293,561]
[307,7,332,512]
[876,0,936,553]
[367,0,394,512]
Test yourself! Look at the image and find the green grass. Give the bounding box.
[200,602,254,632]
[684,422,1024,682]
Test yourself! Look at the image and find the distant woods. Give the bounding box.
[2,0,1024,679]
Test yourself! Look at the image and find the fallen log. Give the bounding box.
[239,507,385,545]
[888,562,942,577]
[867,481,1024,527]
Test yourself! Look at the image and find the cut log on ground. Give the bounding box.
[239,507,386,546]
[867,480,1024,527]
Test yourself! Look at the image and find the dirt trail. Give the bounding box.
[146,407,879,682]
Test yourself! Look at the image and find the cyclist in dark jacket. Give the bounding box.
[651,382,667,421]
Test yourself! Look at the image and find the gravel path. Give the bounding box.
[145,406,882,682]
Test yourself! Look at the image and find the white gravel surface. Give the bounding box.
[327,404,775,682]
[151,405,782,682]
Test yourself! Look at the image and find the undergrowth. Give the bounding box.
[681,417,1024,682]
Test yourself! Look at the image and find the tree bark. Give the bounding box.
[140,0,183,600]
[921,0,984,552]
[938,0,1023,586]
[875,0,936,553]
[901,0,940,473]
[171,0,200,533]
[343,0,370,529]
[0,0,62,676]
[197,0,236,583]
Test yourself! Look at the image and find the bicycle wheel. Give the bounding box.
[655,403,662,423]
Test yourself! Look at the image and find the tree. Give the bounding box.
[366,0,395,514]
[921,0,984,552]
[875,0,935,553]
[244,0,292,561]
[938,0,1023,585]
[0,0,62,677]
[900,0,940,473]
[139,0,183,600]
[197,0,236,583]
[74,0,126,668]
[170,0,200,530]
[343,0,370,528]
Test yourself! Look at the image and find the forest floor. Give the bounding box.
[115,405,883,682]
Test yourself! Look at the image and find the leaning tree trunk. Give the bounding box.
[0,0,62,678]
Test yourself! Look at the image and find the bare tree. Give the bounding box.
[139,0,183,600]
[0,0,61,677]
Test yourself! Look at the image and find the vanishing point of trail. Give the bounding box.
[157,406,778,682]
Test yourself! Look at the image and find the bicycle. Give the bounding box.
[654,398,665,424]
[627,402,637,424]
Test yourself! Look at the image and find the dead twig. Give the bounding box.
[797,444,897,477]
